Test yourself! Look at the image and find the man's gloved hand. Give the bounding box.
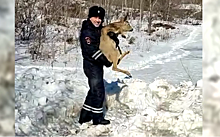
[92,50,112,67]
[98,54,112,67]
[104,60,112,67]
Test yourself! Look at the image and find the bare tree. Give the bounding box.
[15,0,38,40]
[156,0,172,21]
[125,0,127,9]
[137,0,143,32]
[121,0,124,15]
[140,0,143,21]
[16,0,84,60]
[130,0,135,19]
[147,0,158,34]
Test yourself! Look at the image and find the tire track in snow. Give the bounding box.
[125,26,201,71]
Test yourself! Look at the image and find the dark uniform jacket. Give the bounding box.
[80,18,112,67]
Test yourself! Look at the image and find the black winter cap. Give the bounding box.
[88,6,105,20]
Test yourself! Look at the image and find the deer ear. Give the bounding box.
[123,12,129,21]
[120,17,124,22]
[123,14,128,21]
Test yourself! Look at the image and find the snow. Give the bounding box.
[0,0,15,136]
[175,4,201,11]
[203,0,220,136]
[15,66,202,136]
[15,16,202,136]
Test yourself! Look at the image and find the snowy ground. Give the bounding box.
[15,65,202,136]
[0,0,15,136]
[15,16,202,136]
[203,0,220,136]
[15,21,202,84]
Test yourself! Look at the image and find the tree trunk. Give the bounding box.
[148,0,158,34]
[138,0,143,31]
[109,0,114,23]
[131,0,135,19]
[148,9,152,34]
[140,0,143,21]
[148,0,152,34]
[36,10,43,59]
[121,0,123,14]
[64,4,68,54]
[166,0,171,21]
[106,0,112,24]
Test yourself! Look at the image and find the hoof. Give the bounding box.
[125,74,132,79]
[125,76,132,79]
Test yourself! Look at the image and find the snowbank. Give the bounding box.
[15,65,202,136]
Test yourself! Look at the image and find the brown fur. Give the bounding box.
[100,15,133,77]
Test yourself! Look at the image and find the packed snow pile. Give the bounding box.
[15,65,202,136]
[106,79,202,137]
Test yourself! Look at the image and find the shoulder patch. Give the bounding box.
[85,37,91,44]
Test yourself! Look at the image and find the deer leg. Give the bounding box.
[111,52,132,77]
[117,51,130,65]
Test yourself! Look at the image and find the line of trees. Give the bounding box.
[15,0,86,59]
[15,0,202,60]
[86,0,202,33]
[15,0,202,40]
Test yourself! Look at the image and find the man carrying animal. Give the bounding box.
[79,6,119,125]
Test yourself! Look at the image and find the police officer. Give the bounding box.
[79,6,114,125]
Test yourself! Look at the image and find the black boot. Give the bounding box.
[92,113,110,125]
[93,118,110,125]
[79,109,92,124]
